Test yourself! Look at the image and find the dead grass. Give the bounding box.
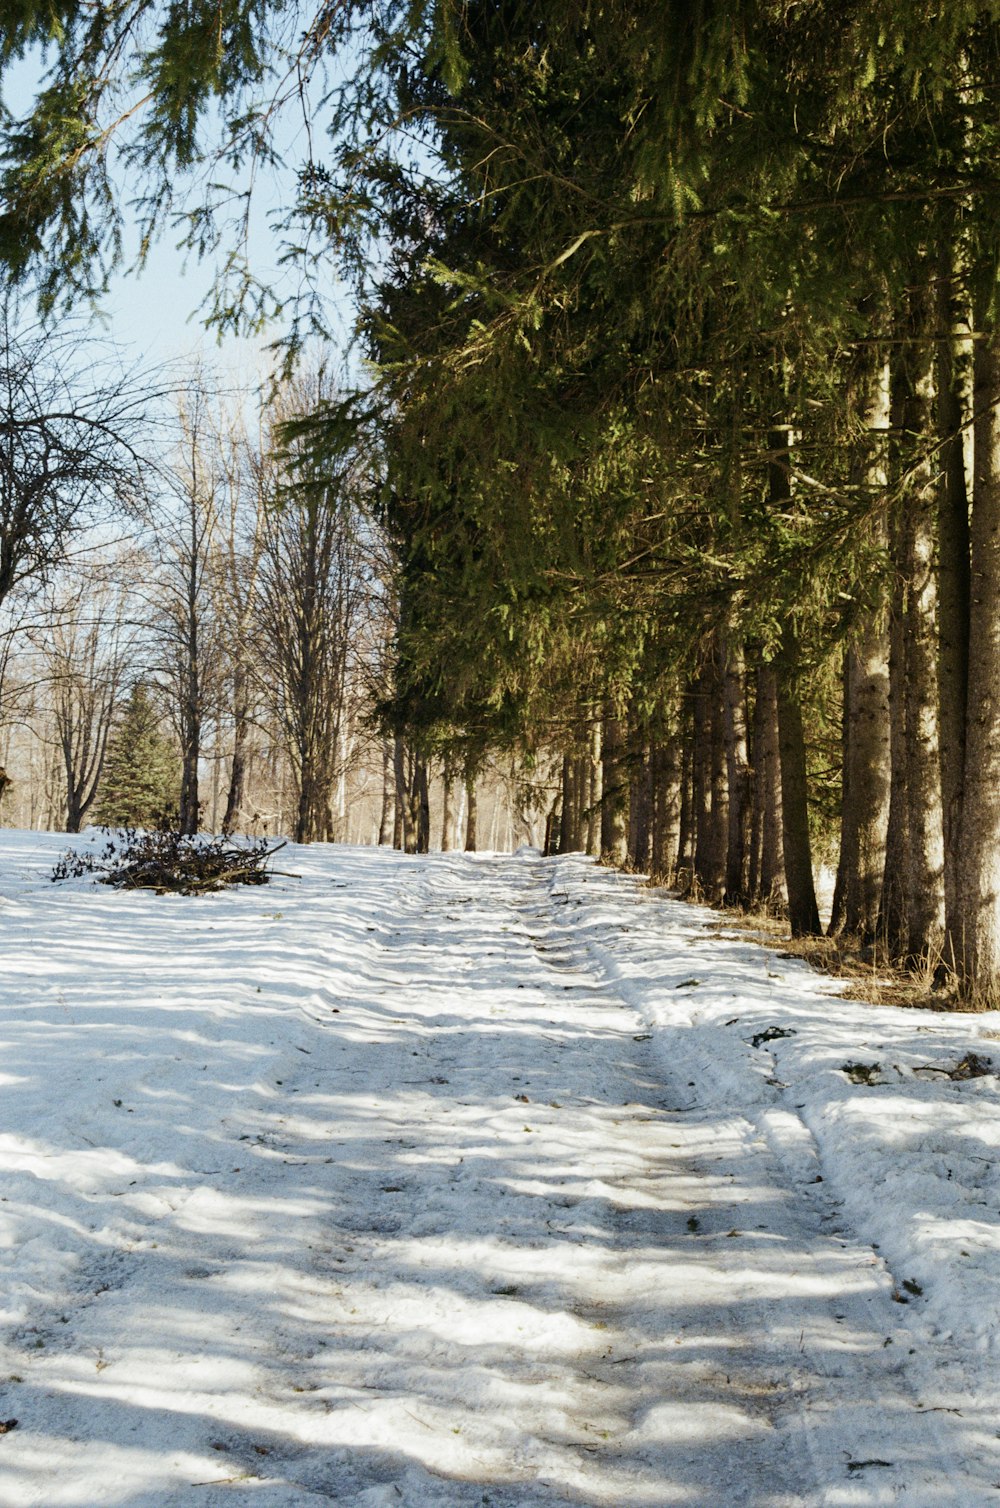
[686,901,968,1012]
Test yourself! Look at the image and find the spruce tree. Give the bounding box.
[92,684,180,829]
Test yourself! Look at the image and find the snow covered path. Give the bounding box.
[1,837,999,1505]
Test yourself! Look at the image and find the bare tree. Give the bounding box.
[211,414,267,834]
[149,384,222,834]
[254,380,372,844]
[0,303,148,614]
[34,561,140,831]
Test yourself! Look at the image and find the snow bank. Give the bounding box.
[555,856,1000,1379]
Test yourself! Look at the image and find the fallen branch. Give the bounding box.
[53,829,289,895]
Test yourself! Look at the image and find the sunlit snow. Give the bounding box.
[0,831,997,1505]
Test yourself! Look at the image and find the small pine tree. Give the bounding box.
[93,684,180,828]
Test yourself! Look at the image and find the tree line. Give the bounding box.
[0,328,391,843]
[4,4,1000,1000]
[0,314,541,849]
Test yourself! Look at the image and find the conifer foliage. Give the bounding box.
[92,684,180,829]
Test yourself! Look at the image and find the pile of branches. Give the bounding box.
[52,827,287,894]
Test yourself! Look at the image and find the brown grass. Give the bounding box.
[656,891,969,1012]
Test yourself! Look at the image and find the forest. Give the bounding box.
[1,2,999,1000]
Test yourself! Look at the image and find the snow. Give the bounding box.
[0,831,999,1504]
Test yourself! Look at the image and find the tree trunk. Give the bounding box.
[378,741,394,845]
[749,668,766,906]
[222,677,250,837]
[878,534,910,957]
[694,658,726,901]
[650,731,681,884]
[723,636,751,907]
[953,332,1000,1000]
[400,747,422,854]
[938,263,973,966]
[692,672,713,895]
[775,633,821,936]
[708,672,728,901]
[180,733,199,834]
[899,307,945,965]
[557,754,573,854]
[628,734,652,871]
[833,635,892,940]
[464,768,478,852]
[585,721,601,856]
[677,691,695,892]
[415,758,430,853]
[295,777,309,846]
[756,663,785,911]
[769,426,820,936]
[830,353,892,941]
[600,704,628,864]
[441,773,453,852]
[571,754,587,850]
[222,739,247,837]
[393,735,412,852]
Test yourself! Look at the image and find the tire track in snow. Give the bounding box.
[312,849,825,1506]
[541,853,990,1506]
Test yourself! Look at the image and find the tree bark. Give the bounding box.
[756,663,786,911]
[677,689,695,892]
[938,263,973,964]
[830,351,892,941]
[585,720,601,856]
[775,632,821,936]
[393,735,412,852]
[769,427,820,935]
[878,537,910,956]
[441,772,453,852]
[558,754,573,854]
[464,767,478,852]
[899,305,945,965]
[600,704,628,864]
[415,758,430,853]
[571,754,587,850]
[829,652,850,937]
[692,673,711,893]
[693,652,727,902]
[708,670,728,901]
[650,730,681,884]
[723,636,751,906]
[628,732,652,871]
[836,635,891,940]
[749,664,786,912]
[221,671,250,837]
[179,724,200,833]
[397,745,424,854]
[953,332,1000,1000]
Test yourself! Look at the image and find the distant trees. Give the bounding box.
[37,569,138,832]
[0,350,399,844]
[151,386,223,835]
[212,420,266,836]
[255,381,378,844]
